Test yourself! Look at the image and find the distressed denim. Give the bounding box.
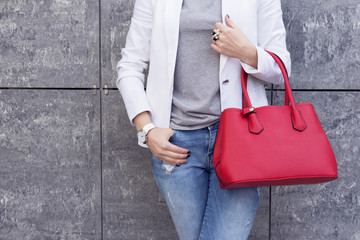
[151,121,263,240]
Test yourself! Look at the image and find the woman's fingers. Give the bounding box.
[158,147,189,160]
[211,42,222,54]
[146,127,190,165]
[212,19,257,63]
[161,156,188,166]
[155,142,189,165]
[214,21,229,32]
[165,141,190,154]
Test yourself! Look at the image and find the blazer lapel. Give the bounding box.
[220,0,231,75]
[221,0,247,74]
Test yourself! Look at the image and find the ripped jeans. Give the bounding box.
[151,121,263,240]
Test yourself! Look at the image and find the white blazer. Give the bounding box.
[116,0,291,147]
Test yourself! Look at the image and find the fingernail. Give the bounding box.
[187,154,190,158]
[176,164,180,167]
[187,150,191,153]
[227,14,230,19]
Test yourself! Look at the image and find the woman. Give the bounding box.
[116,0,291,239]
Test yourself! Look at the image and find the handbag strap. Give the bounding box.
[240,50,307,133]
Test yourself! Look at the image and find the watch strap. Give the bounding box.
[141,123,156,136]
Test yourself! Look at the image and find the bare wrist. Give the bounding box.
[238,44,258,69]
[133,111,152,131]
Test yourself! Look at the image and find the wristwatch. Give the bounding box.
[137,123,156,144]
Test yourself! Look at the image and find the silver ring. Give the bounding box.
[212,29,221,36]
[212,29,221,41]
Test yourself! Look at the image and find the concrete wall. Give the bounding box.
[0,0,358,239]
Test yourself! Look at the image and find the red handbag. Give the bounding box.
[213,51,338,189]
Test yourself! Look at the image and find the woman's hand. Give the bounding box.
[133,110,189,167]
[211,15,258,69]
[146,127,190,166]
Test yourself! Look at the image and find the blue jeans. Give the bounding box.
[151,121,263,240]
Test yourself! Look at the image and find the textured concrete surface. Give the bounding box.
[101,90,271,239]
[0,0,99,88]
[249,187,270,240]
[101,0,136,88]
[102,90,177,239]
[271,91,360,240]
[0,90,101,239]
[280,0,360,89]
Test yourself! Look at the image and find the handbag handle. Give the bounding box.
[240,50,307,134]
[241,51,292,108]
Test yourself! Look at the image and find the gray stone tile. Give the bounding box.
[103,0,271,91]
[102,90,177,239]
[280,0,360,89]
[0,1,99,88]
[266,88,272,104]
[0,89,101,239]
[102,0,136,88]
[103,90,271,239]
[271,91,360,239]
[103,203,176,240]
[249,187,270,240]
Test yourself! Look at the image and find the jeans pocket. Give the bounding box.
[169,129,177,142]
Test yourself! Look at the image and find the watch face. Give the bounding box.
[137,131,146,143]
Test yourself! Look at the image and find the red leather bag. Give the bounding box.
[213,51,338,189]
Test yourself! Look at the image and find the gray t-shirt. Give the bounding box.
[169,0,222,130]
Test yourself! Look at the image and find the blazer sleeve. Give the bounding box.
[116,0,153,126]
[240,0,291,85]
